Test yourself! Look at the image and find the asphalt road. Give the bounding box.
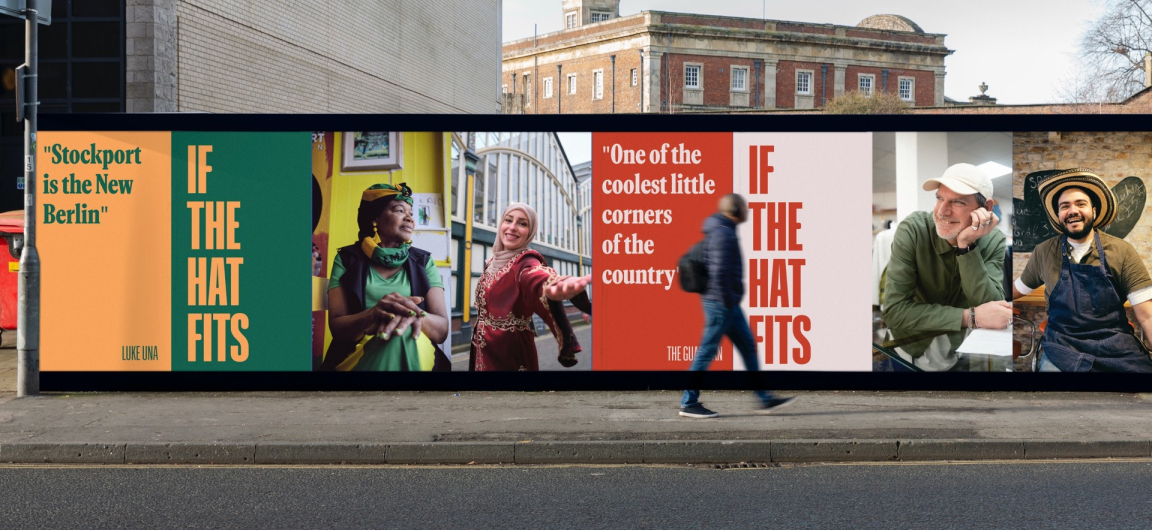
[452,322,592,371]
[3,461,1150,528]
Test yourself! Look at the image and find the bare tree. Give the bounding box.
[1074,0,1151,102]
[823,91,909,114]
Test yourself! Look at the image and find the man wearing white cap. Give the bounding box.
[883,163,1012,334]
[1013,168,1152,372]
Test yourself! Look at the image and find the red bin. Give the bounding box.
[0,210,24,331]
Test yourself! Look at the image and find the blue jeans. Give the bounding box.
[681,300,776,408]
[1038,353,1061,372]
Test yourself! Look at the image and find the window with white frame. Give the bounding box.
[630,69,637,86]
[796,70,813,95]
[544,77,553,98]
[523,74,531,102]
[593,70,604,99]
[685,64,701,89]
[858,74,875,97]
[731,66,748,92]
[898,77,914,102]
[501,85,507,94]
[590,11,610,22]
[567,74,576,94]
[565,12,577,28]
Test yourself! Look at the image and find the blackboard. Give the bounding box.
[1012,171,1146,252]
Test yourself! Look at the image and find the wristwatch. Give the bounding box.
[955,243,976,256]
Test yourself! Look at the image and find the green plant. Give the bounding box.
[823,91,910,114]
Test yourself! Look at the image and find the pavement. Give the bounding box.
[2,330,1152,465]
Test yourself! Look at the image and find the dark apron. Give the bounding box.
[1041,233,1152,372]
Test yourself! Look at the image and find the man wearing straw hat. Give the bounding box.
[1013,169,1152,373]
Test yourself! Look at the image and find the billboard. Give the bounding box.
[25,116,1152,389]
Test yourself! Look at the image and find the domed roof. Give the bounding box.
[856,15,924,33]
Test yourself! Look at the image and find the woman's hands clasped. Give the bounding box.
[368,293,427,341]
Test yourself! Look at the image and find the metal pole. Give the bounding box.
[638,50,644,113]
[610,54,616,113]
[461,134,479,325]
[557,64,562,114]
[576,215,583,276]
[19,0,40,396]
[820,64,827,108]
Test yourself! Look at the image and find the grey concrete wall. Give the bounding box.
[133,0,500,113]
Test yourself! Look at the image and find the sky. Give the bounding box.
[503,0,1109,109]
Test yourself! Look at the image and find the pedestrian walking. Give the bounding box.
[679,194,796,418]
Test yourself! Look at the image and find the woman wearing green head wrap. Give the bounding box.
[321,182,451,371]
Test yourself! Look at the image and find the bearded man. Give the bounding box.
[1013,169,1152,372]
[883,163,1012,333]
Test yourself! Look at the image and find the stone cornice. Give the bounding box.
[503,21,952,63]
[646,24,952,57]
[503,10,950,59]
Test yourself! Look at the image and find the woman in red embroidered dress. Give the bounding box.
[469,202,591,371]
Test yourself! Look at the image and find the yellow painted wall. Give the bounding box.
[324,131,448,265]
[316,131,450,363]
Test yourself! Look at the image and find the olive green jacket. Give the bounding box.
[882,211,1006,332]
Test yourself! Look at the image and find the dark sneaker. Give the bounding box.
[755,396,797,414]
[679,404,719,418]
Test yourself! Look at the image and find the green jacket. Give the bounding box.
[882,211,1006,332]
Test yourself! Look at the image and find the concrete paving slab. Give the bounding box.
[771,440,898,462]
[512,441,747,464]
[0,442,124,463]
[125,443,255,464]
[639,441,774,464]
[1023,440,1152,460]
[386,442,514,464]
[255,443,388,465]
[898,439,1025,461]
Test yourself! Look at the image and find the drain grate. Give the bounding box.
[713,462,778,469]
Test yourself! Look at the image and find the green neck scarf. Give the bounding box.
[362,238,410,268]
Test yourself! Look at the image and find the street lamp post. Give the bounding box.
[18,0,41,397]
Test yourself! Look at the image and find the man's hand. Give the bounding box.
[955,209,1000,249]
[973,300,1012,329]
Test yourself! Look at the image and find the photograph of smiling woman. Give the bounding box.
[469,202,592,371]
[320,182,452,371]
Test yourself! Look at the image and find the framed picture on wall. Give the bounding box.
[342,132,403,171]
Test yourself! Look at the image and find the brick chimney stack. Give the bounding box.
[1145,52,1151,88]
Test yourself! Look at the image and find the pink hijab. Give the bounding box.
[486,202,538,274]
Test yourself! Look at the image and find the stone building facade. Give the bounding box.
[501,1,952,113]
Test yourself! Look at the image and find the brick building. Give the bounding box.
[501,0,952,113]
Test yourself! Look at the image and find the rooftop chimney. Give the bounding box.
[1145,52,1151,88]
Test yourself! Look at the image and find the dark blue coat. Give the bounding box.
[701,213,744,308]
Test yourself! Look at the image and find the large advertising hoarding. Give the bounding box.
[39,131,311,372]
[592,132,872,371]
[25,118,1152,389]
